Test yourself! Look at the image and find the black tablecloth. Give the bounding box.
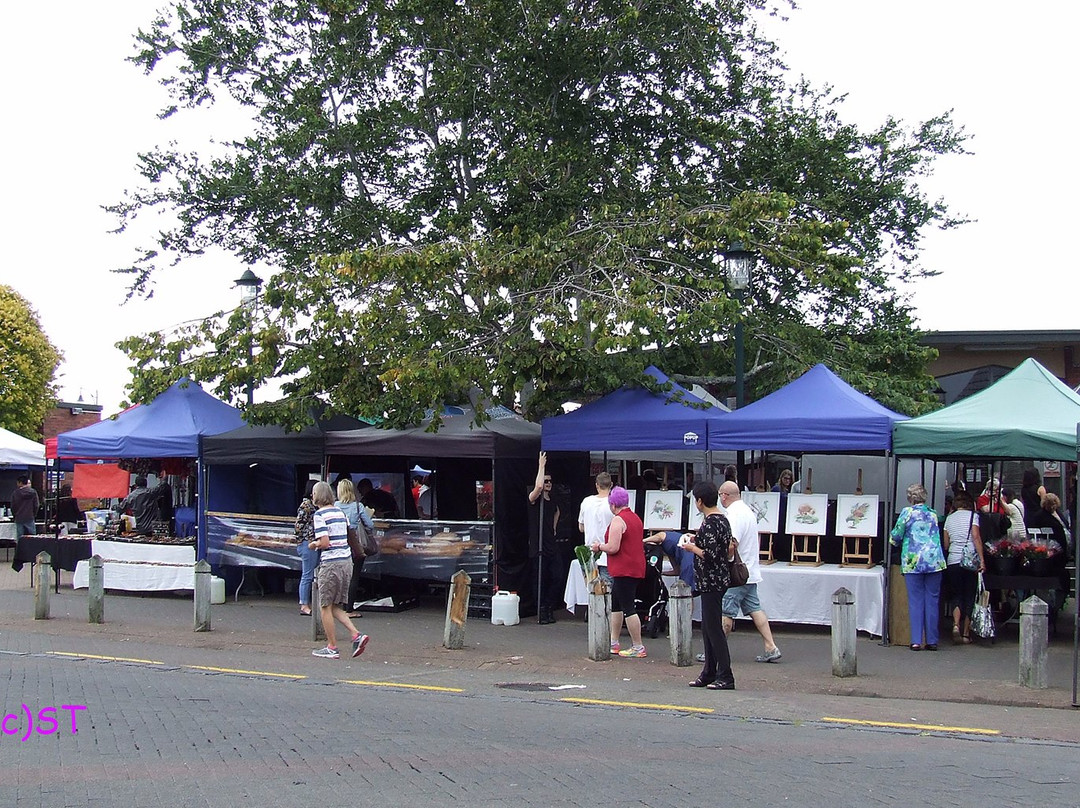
[983,573,1068,592]
[12,535,93,572]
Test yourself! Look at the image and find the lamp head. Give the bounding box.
[722,241,754,292]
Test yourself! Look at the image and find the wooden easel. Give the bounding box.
[789,469,823,566]
[840,469,875,568]
[759,532,776,565]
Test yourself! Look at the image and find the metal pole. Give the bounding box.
[735,312,745,484]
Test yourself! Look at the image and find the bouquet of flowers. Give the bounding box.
[985,538,1020,558]
[1018,539,1062,561]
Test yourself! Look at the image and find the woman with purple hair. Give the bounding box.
[590,485,648,658]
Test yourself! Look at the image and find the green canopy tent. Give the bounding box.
[893,358,1080,460]
[892,357,1079,704]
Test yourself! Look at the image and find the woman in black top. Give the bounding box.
[682,480,735,690]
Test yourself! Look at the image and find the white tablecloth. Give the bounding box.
[563,558,701,621]
[0,522,16,541]
[565,558,884,636]
[753,563,884,636]
[73,540,196,592]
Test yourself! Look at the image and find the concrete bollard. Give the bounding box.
[311,575,325,641]
[443,570,471,649]
[587,578,611,661]
[668,579,694,667]
[34,551,51,620]
[88,555,105,624]
[831,587,857,677]
[194,559,212,632]
[1019,595,1048,689]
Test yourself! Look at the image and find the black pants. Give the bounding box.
[347,556,366,609]
[699,590,734,687]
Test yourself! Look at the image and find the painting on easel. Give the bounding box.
[643,490,683,530]
[744,491,781,534]
[835,494,879,538]
[784,493,828,536]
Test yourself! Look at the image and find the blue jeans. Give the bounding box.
[904,571,943,646]
[297,541,319,606]
[15,521,36,539]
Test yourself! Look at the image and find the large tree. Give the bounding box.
[113,0,963,424]
[0,285,62,436]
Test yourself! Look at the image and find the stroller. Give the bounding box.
[635,544,669,638]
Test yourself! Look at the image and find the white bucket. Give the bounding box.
[490,590,520,626]
[210,576,226,605]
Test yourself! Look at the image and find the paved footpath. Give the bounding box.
[1,562,1078,745]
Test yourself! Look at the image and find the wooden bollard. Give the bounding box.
[34,551,51,620]
[88,555,105,624]
[667,579,694,667]
[831,587,857,677]
[587,578,611,661]
[443,570,471,649]
[194,559,212,632]
[311,575,325,641]
[1019,595,1048,689]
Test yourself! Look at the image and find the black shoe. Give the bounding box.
[538,611,556,625]
[706,681,736,690]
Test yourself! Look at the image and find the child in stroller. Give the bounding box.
[638,530,696,638]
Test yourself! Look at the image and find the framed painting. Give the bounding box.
[743,491,781,534]
[784,493,829,536]
[834,494,879,538]
[643,490,683,530]
[625,490,636,513]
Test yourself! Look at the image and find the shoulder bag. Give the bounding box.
[959,511,980,570]
[728,544,750,587]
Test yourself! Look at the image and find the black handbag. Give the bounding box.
[729,545,750,587]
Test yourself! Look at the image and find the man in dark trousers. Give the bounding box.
[12,475,39,538]
[528,452,562,624]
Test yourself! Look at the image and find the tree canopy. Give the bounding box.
[0,285,62,436]
[113,0,964,424]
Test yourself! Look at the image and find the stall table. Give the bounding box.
[11,534,94,592]
[565,560,885,636]
[73,539,196,592]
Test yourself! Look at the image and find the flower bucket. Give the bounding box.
[1021,556,1053,577]
[989,555,1020,577]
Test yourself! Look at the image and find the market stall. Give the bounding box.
[705,364,908,630]
[892,358,1079,693]
[54,380,245,591]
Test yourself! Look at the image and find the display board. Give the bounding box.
[744,491,781,534]
[643,490,683,530]
[835,494,880,537]
[785,493,829,536]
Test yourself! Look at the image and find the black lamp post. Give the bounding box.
[722,241,754,409]
[234,269,263,406]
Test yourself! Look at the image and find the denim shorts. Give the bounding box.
[722,583,761,618]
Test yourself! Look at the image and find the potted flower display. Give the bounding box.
[985,538,1021,576]
[1018,539,1062,577]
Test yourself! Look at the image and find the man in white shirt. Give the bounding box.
[718,481,782,663]
[578,472,614,585]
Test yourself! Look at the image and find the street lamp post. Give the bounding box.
[233,269,263,406]
[723,242,755,485]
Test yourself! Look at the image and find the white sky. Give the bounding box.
[1,1,1076,417]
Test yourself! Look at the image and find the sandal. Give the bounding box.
[299,606,312,616]
[909,643,922,651]
[961,635,973,644]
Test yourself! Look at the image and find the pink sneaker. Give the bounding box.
[610,641,620,653]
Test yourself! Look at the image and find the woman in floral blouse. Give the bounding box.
[682,480,735,690]
[890,483,947,650]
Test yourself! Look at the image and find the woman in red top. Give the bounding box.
[591,486,647,658]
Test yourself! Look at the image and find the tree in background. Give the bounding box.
[0,285,62,436]
[112,0,961,424]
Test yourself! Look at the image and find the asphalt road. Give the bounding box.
[1,643,1076,808]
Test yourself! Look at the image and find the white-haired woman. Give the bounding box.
[890,483,947,651]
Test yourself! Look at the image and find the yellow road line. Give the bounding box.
[561,697,714,715]
[186,665,307,680]
[340,679,464,693]
[50,651,163,665]
[821,716,1000,735]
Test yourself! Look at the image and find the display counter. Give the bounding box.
[207,512,492,582]
[73,539,196,592]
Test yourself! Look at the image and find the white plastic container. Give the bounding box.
[490,590,520,626]
[210,576,226,605]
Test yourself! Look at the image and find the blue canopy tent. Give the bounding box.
[707,364,908,453]
[541,367,724,453]
[56,380,246,557]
